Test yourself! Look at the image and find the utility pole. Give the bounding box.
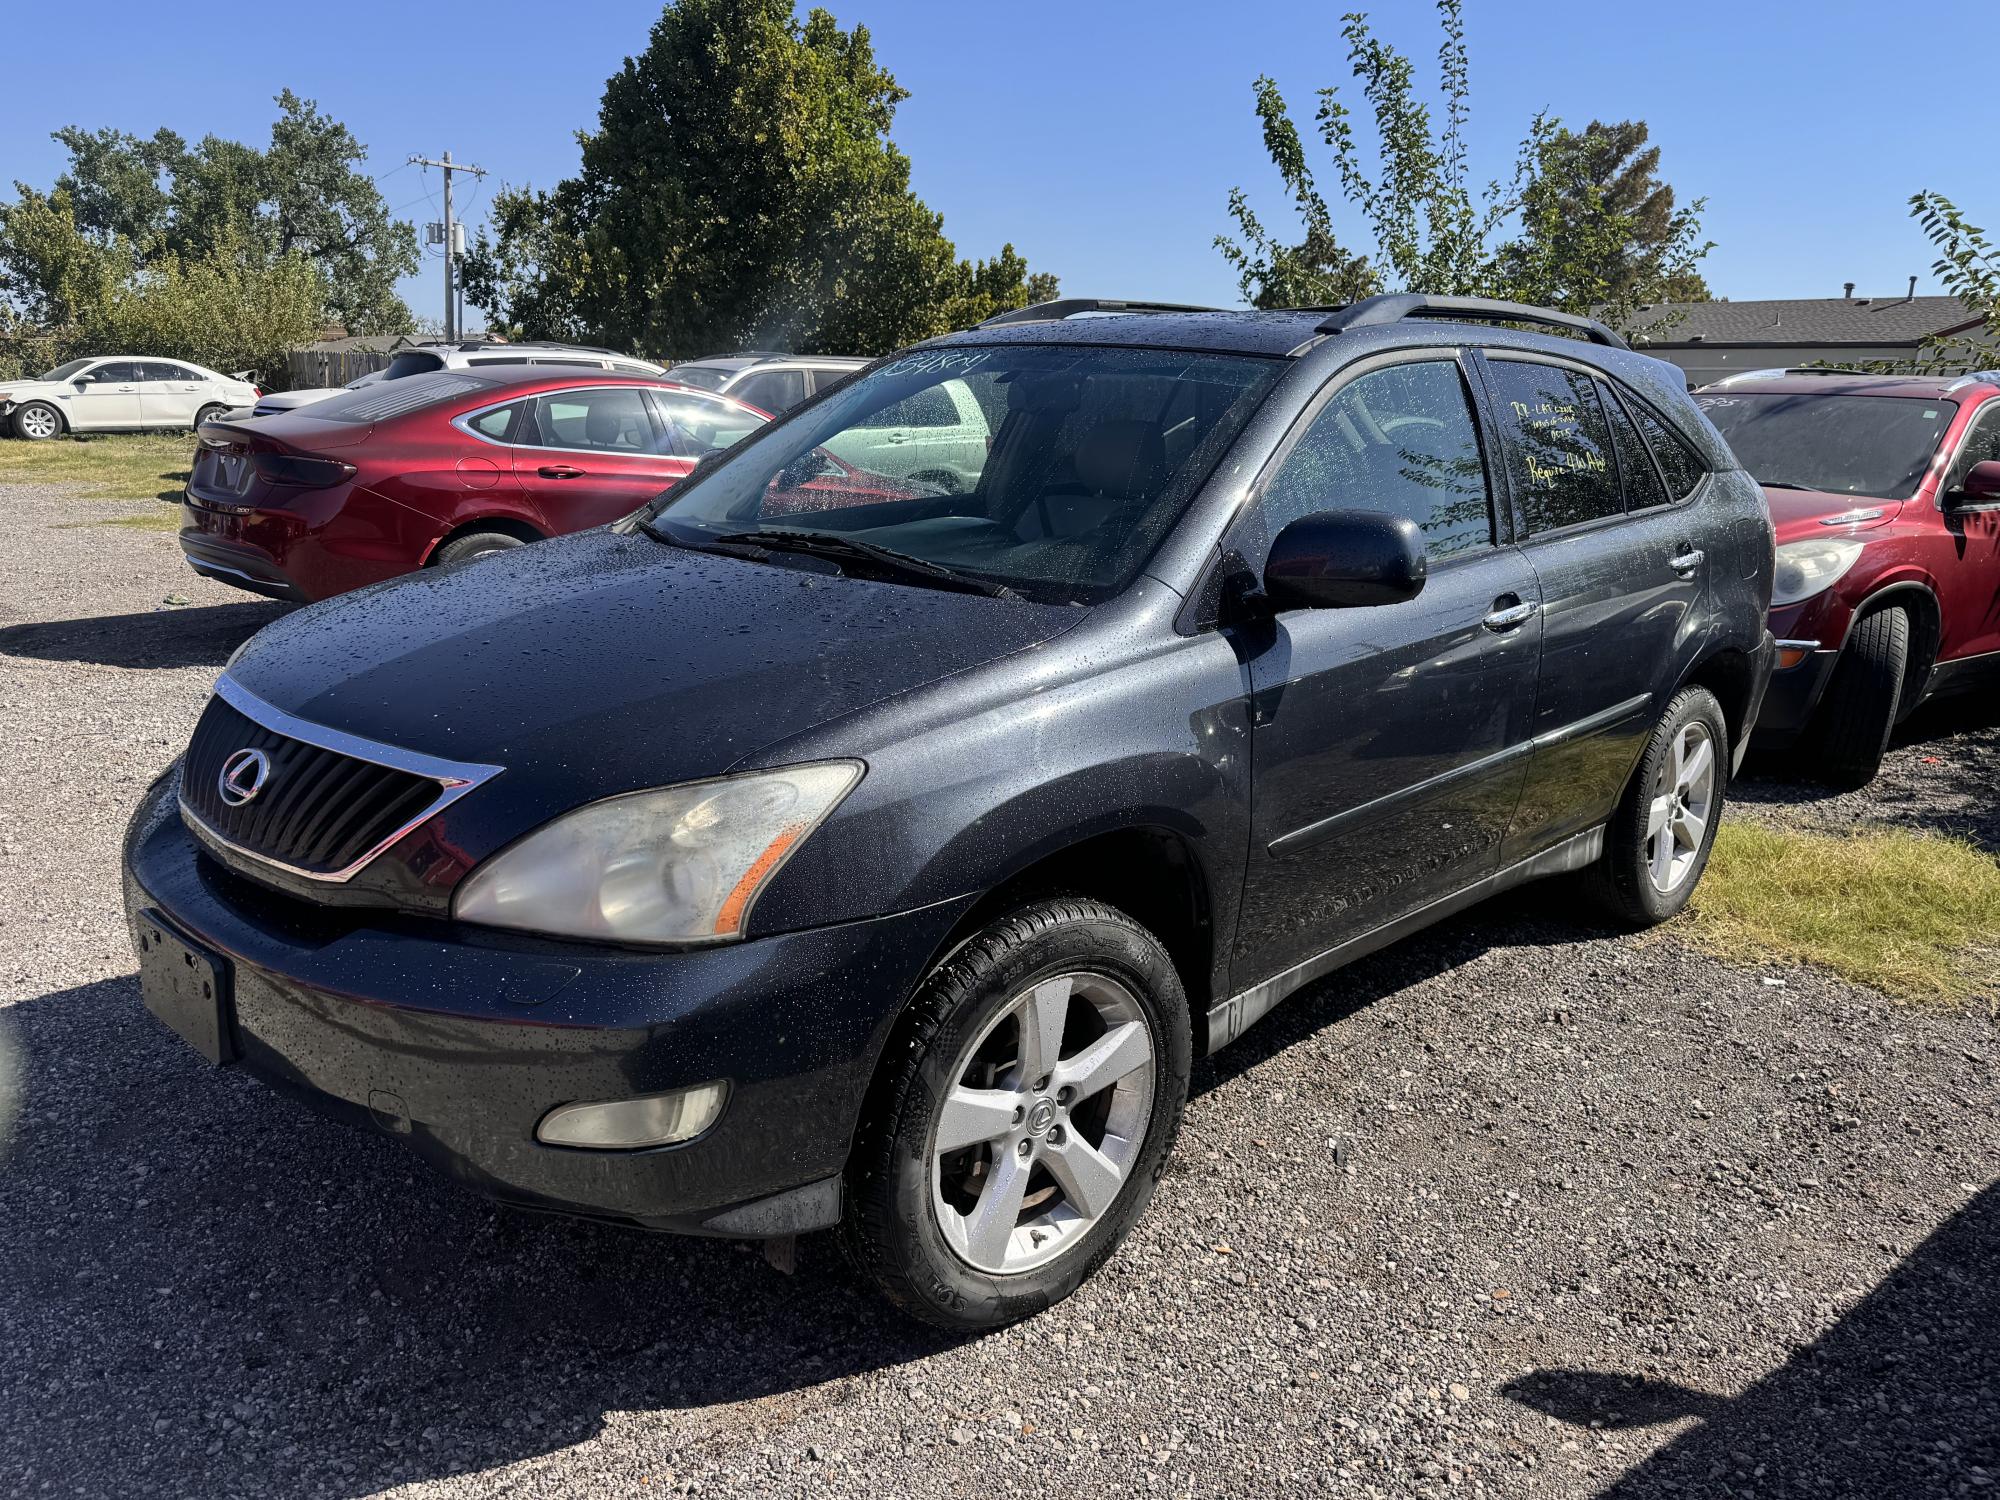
[408,149,486,341]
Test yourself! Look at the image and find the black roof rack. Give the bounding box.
[1312,294,1630,350]
[978,298,1225,328]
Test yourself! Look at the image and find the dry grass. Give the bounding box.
[0,433,193,501]
[1690,822,2000,1005]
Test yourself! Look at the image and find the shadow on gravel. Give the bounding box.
[0,977,950,1497]
[0,601,290,670]
[1502,1182,2000,1496]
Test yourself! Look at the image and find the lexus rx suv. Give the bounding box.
[125,296,1775,1329]
[1696,369,2000,785]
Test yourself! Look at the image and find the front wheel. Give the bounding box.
[842,898,1190,1330]
[433,530,529,567]
[1585,685,1728,928]
[1806,605,1908,790]
[11,401,63,441]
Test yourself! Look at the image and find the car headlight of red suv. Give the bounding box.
[1771,537,1865,608]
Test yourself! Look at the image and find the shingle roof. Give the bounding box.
[1618,297,1982,348]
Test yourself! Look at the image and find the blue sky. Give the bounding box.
[7,0,1996,331]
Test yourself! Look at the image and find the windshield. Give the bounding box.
[647,344,1281,603]
[669,365,734,392]
[35,359,95,382]
[1694,391,1957,499]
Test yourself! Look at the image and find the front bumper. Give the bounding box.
[1748,642,1839,746]
[122,773,973,1235]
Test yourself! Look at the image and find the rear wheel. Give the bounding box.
[433,530,530,567]
[1806,605,1908,789]
[1585,685,1728,928]
[193,402,230,430]
[842,898,1190,1330]
[11,401,63,441]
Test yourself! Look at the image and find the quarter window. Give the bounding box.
[1629,399,1706,500]
[466,403,519,441]
[526,388,658,452]
[1488,360,1624,532]
[1259,359,1495,562]
[1597,381,1668,512]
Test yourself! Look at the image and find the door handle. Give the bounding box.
[885,432,910,444]
[1670,547,1705,577]
[537,464,584,479]
[1482,599,1541,632]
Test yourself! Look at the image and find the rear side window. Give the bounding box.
[1260,358,1494,562]
[1488,360,1623,532]
[1628,398,1707,500]
[731,368,808,414]
[1597,381,1668,512]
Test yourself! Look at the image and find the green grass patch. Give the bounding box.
[1690,823,2000,1005]
[0,433,192,501]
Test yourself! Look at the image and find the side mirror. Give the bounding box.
[1264,509,1427,610]
[1952,459,2000,505]
[72,377,91,390]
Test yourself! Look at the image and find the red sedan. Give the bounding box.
[180,367,773,602]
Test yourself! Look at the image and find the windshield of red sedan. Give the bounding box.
[1694,391,1957,500]
[646,344,1281,604]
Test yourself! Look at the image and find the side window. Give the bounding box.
[1487,360,1623,532]
[1947,402,2000,491]
[731,369,808,414]
[141,362,199,382]
[1259,359,1494,562]
[870,384,962,429]
[465,403,520,442]
[1628,398,1707,500]
[1597,381,1668,512]
[91,362,143,383]
[384,351,446,380]
[653,391,765,456]
[525,387,657,452]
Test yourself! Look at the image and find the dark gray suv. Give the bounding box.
[124,295,1776,1329]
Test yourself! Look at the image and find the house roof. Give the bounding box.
[1619,297,1983,348]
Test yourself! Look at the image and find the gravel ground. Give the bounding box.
[1,482,1995,1499]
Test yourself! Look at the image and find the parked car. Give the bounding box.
[1695,368,2000,785]
[668,351,867,413]
[250,341,668,418]
[180,366,768,602]
[1,357,259,440]
[820,375,992,492]
[126,295,1774,1330]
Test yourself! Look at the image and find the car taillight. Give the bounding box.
[252,452,356,489]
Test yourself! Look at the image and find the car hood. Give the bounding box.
[1765,485,1904,543]
[0,380,63,398]
[227,527,1086,816]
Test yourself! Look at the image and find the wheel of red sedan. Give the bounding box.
[842,898,1190,1329]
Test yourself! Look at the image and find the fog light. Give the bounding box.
[536,1081,728,1150]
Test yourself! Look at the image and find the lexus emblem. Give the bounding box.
[218,747,271,807]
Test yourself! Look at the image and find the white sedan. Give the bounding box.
[0,357,260,441]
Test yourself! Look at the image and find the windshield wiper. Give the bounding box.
[1756,479,1815,491]
[710,529,1017,599]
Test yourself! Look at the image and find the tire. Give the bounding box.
[193,403,230,430]
[1584,685,1729,928]
[1806,605,1908,789]
[432,530,530,567]
[842,897,1191,1331]
[11,401,64,441]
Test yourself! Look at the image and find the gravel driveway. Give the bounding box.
[2,482,1994,1499]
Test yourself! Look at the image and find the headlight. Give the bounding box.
[1771,538,1865,608]
[453,761,863,945]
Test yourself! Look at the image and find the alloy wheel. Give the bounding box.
[1646,720,1716,893]
[930,970,1156,1275]
[20,406,57,440]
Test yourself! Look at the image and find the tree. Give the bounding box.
[462,0,1056,357]
[1905,189,2000,371]
[4,93,417,341]
[1496,120,1711,329]
[1216,0,1712,324]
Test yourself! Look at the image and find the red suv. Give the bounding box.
[180,368,771,602]
[1695,369,2000,785]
